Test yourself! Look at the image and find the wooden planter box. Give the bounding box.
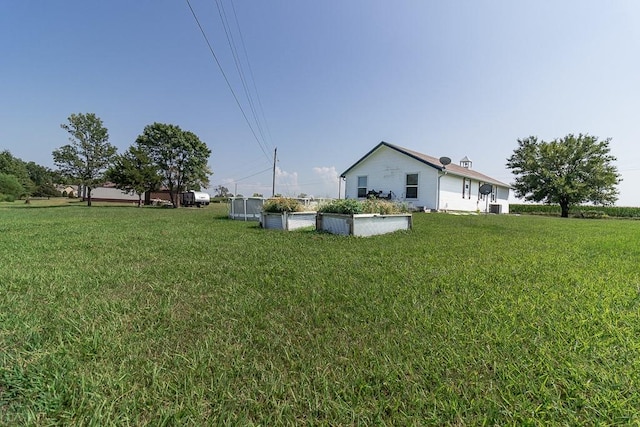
[260,212,317,231]
[316,213,412,236]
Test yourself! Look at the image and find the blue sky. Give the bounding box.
[2,1,639,204]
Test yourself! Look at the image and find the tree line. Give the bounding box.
[52,113,211,207]
[0,151,63,201]
[1,113,212,207]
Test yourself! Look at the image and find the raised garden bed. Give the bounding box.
[260,211,317,231]
[316,212,412,236]
[259,197,316,231]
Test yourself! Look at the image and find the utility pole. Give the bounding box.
[272,147,277,197]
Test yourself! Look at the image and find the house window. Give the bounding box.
[491,185,497,202]
[462,178,471,199]
[405,173,418,199]
[357,176,367,198]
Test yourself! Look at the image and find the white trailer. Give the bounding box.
[181,191,211,207]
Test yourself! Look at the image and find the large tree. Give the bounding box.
[135,123,211,207]
[506,134,621,217]
[53,113,117,206]
[107,146,161,207]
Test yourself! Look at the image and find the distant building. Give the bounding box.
[55,185,79,197]
[86,183,140,203]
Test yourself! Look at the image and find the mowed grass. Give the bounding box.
[1,200,640,425]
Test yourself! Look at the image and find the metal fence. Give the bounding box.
[228,197,265,221]
[228,197,335,221]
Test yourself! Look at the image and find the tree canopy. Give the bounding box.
[53,113,117,206]
[107,146,161,207]
[0,150,33,195]
[135,123,211,207]
[213,185,230,198]
[506,134,621,217]
[0,173,25,201]
[0,151,59,198]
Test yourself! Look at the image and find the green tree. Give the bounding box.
[107,146,161,207]
[0,173,25,201]
[0,150,33,196]
[34,182,61,198]
[213,185,230,198]
[506,134,621,218]
[25,162,59,197]
[135,123,211,207]
[53,113,117,206]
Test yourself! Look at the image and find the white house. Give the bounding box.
[341,141,511,213]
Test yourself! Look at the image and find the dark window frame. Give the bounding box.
[357,176,368,198]
[405,173,418,199]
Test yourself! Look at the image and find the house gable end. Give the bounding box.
[341,141,443,177]
[341,141,511,190]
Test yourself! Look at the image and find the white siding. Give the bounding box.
[90,187,139,201]
[438,174,474,212]
[439,174,510,213]
[343,144,511,213]
[343,145,439,209]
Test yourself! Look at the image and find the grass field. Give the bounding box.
[2,199,640,425]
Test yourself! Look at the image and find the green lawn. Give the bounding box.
[2,200,640,425]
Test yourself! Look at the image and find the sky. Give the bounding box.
[2,1,640,205]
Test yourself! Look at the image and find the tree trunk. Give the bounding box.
[169,191,175,208]
[171,190,180,208]
[560,202,569,218]
[87,188,92,207]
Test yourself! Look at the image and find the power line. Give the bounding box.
[228,0,274,149]
[185,0,271,160]
[214,0,271,153]
[233,167,272,182]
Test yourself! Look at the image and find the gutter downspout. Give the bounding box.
[436,169,447,211]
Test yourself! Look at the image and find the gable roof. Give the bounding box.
[341,141,511,188]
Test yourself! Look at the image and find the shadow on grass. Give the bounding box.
[0,201,83,209]
[2,200,163,210]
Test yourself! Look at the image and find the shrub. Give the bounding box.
[576,210,608,219]
[0,173,24,199]
[262,197,303,213]
[33,183,62,198]
[318,199,363,214]
[318,199,408,215]
[361,198,409,214]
